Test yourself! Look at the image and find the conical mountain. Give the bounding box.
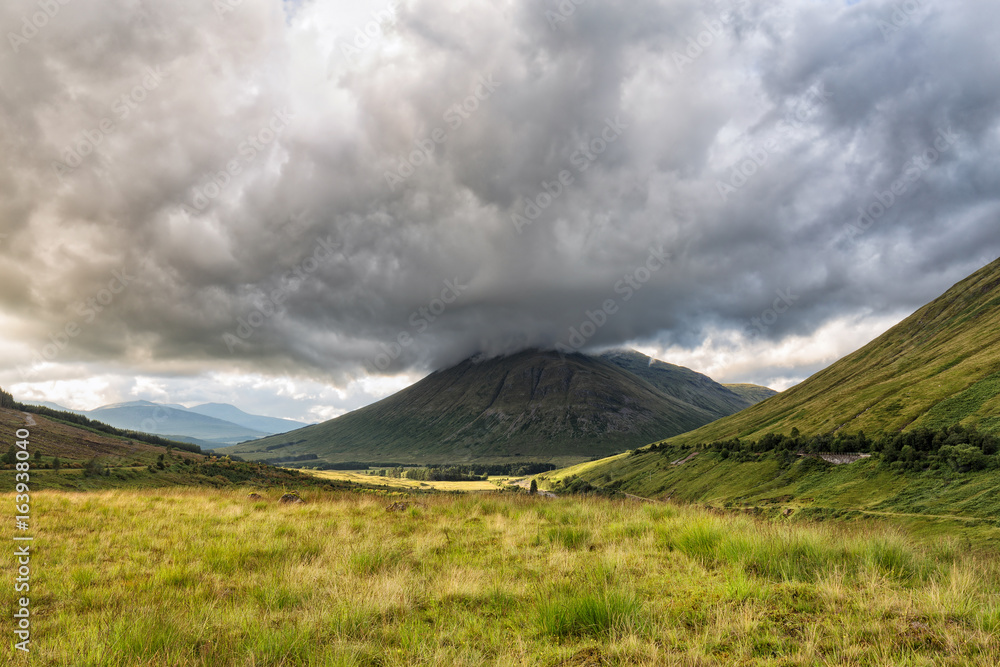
[220,350,773,466]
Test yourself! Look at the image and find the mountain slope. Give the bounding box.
[589,257,1000,458]
[0,405,201,464]
[186,403,308,434]
[723,384,779,404]
[600,350,775,416]
[219,350,756,466]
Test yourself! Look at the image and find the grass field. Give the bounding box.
[4,488,999,666]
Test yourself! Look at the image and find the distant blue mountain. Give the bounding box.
[24,400,86,414]
[25,399,306,446]
[87,404,270,444]
[187,403,308,435]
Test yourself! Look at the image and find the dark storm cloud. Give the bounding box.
[1,0,998,383]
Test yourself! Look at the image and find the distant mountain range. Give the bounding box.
[217,349,776,466]
[22,399,309,448]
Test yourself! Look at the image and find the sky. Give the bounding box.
[1,0,998,422]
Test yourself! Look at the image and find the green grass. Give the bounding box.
[4,488,1000,665]
[536,590,645,638]
[547,449,1000,546]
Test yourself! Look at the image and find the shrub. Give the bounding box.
[83,458,105,478]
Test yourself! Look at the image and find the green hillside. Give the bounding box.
[542,258,1000,521]
[542,446,1000,543]
[219,350,762,466]
[646,256,1000,448]
[0,402,346,492]
[599,350,775,416]
[723,383,779,404]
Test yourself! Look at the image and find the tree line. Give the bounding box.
[643,424,999,473]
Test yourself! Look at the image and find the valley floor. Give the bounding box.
[3,489,999,666]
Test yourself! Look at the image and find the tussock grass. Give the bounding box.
[536,590,645,638]
[3,488,1000,666]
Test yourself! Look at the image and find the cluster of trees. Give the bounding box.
[368,462,557,481]
[401,467,485,482]
[874,425,998,471]
[690,428,875,462]
[264,453,318,465]
[313,461,372,470]
[647,424,999,473]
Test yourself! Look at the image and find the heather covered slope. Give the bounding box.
[221,350,762,466]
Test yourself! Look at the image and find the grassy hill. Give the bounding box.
[645,256,1000,448]
[541,257,1000,521]
[724,383,780,404]
[0,404,349,492]
[219,350,769,467]
[543,446,1000,542]
[599,350,776,416]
